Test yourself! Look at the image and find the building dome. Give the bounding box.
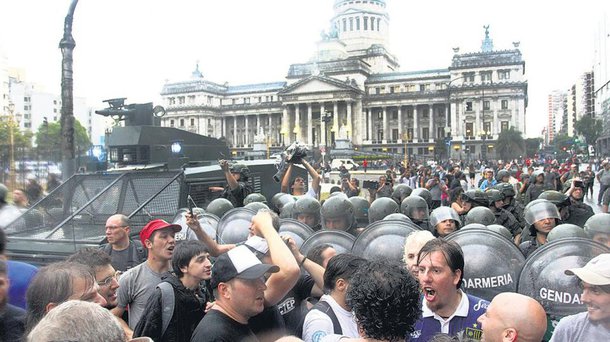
[334,0,386,7]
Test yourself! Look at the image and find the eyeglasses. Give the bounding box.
[97,271,122,287]
[105,225,128,230]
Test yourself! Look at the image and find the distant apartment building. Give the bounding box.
[595,13,610,156]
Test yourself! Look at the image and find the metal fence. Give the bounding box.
[5,170,184,263]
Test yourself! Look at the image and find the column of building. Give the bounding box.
[413,106,419,141]
[367,109,372,141]
[320,103,326,147]
[245,115,249,146]
[346,101,352,138]
[397,106,403,140]
[233,116,238,146]
[282,107,289,146]
[382,107,387,141]
[307,104,313,145]
[429,104,434,141]
[333,102,339,140]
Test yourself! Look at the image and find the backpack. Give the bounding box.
[157,282,175,338]
[307,299,342,335]
[101,239,147,270]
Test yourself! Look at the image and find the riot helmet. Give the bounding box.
[392,184,413,204]
[532,169,545,183]
[400,196,429,223]
[320,195,355,231]
[383,213,412,222]
[464,206,496,226]
[583,213,610,247]
[243,193,267,205]
[292,196,321,229]
[411,188,432,208]
[244,201,270,212]
[429,207,461,237]
[348,196,369,227]
[538,190,570,209]
[206,198,234,218]
[547,223,588,242]
[280,201,296,219]
[461,223,487,230]
[270,193,294,214]
[494,182,516,199]
[462,189,488,207]
[368,197,399,223]
[487,224,514,241]
[496,169,510,183]
[486,189,505,208]
[229,163,251,180]
[524,199,561,226]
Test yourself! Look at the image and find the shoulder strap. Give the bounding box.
[131,239,148,263]
[157,282,175,338]
[312,300,342,335]
[101,243,112,256]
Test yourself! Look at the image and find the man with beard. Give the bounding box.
[550,254,610,341]
[409,239,489,342]
[111,219,181,330]
[519,199,561,258]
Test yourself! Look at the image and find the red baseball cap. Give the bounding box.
[139,219,181,244]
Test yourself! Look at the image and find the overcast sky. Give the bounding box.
[1,0,608,138]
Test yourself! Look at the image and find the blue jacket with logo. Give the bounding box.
[408,293,489,342]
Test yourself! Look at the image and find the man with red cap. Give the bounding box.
[111,219,181,331]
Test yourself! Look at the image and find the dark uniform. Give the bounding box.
[494,208,522,237]
[564,200,594,227]
[505,202,527,231]
[221,181,253,208]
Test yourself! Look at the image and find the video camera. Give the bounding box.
[273,142,309,182]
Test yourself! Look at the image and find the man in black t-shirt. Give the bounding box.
[209,161,253,207]
[191,245,279,342]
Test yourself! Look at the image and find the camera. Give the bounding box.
[273,142,309,182]
[363,180,379,190]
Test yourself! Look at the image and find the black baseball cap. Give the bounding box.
[210,245,279,288]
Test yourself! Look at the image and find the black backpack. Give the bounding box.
[304,299,342,335]
[101,239,147,270]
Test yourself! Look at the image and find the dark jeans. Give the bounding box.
[599,184,609,204]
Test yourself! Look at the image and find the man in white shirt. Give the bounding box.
[302,253,367,342]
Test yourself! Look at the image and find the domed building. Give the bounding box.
[160,0,527,161]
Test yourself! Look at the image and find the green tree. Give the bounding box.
[496,127,525,161]
[575,115,602,145]
[525,138,543,157]
[35,119,91,162]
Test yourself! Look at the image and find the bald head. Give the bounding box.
[478,292,547,342]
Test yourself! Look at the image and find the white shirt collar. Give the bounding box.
[422,289,469,321]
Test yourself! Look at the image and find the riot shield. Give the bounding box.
[517,238,609,318]
[279,218,315,249]
[216,207,256,244]
[172,208,218,241]
[351,219,419,261]
[446,228,525,301]
[300,230,356,256]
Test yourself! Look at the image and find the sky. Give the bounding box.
[1,0,609,138]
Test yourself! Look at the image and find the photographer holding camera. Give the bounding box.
[368,175,392,203]
[280,159,321,200]
[342,177,360,198]
[208,160,253,207]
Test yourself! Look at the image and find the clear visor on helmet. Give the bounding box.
[524,201,561,225]
[404,202,429,221]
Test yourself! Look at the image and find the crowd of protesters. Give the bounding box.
[0,153,609,342]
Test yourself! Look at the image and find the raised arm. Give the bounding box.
[302,160,321,197]
[251,211,300,306]
[186,213,235,256]
[280,163,294,194]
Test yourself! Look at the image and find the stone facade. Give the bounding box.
[160,0,527,160]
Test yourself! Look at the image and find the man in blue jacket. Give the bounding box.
[409,239,489,342]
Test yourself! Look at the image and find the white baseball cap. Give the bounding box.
[565,254,610,285]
